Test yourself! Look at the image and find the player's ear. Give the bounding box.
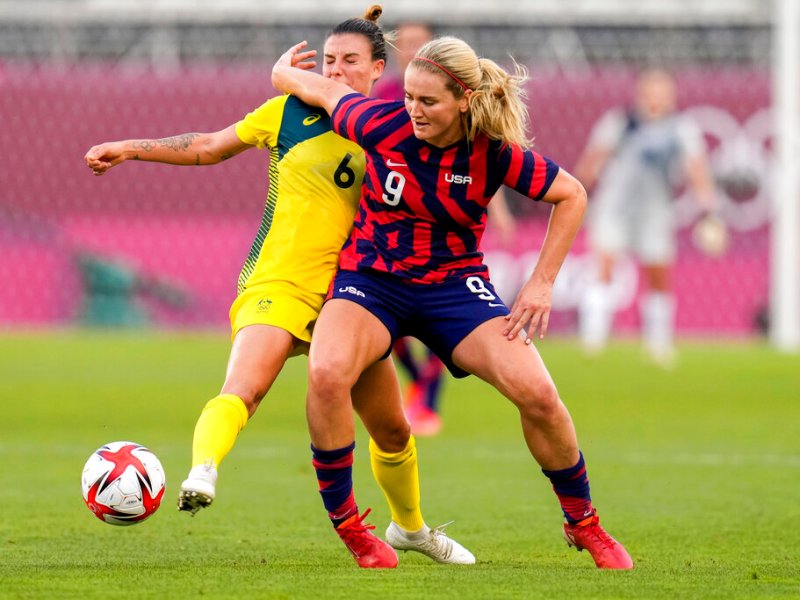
[372,59,385,81]
[459,89,472,114]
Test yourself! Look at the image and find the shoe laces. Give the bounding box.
[422,521,456,557]
[431,520,455,535]
[579,516,616,549]
[337,509,378,556]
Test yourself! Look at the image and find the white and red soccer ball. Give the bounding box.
[81,441,166,526]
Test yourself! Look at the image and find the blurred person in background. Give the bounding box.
[75,251,189,327]
[376,20,517,436]
[273,30,633,569]
[84,5,473,569]
[373,20,433,101]
[574,68,720,366]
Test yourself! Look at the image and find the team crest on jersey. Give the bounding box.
[256,298,273,312]
[303,114,322,126]
[445,173,473,185]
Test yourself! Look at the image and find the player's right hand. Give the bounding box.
[84,142,125,176]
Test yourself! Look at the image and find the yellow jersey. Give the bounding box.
[234,95,365,297]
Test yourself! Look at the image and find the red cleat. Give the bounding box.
[563,514,634,570]
[405,403,442,437]
[335,508,398,568]
[403,381,424,408]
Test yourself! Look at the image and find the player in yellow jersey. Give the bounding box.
[84,6,474,568]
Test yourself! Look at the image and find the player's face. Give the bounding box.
[404,67,469,148]
[395,24,432,71]
[636,71,677,120]
[323,33,384,96]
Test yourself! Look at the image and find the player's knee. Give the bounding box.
[517,378,562,424]
[307,356,354,398]
[370,419,411,454]
[221,383,269,417]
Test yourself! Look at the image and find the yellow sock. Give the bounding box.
[191,394,249,468]
[369,435,424,532]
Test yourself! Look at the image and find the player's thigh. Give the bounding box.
[309,298,393,389]
[221,323,297,411]
[451,317,557,405]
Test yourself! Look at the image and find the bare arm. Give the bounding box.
[572,144,612,190]
[271,41,356,117]
[685,153,718,212]
[84,125,250,176]
[503,169,587,342]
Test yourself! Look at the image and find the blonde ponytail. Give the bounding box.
[468,57,531,147]
[412,36,532,147]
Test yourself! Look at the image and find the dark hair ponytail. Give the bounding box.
[329,4,387,62]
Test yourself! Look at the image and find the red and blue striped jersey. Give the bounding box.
[332,93,560,284]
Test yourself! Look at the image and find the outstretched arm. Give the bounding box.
[84,125,249,176]
[272,41,357,116]
[686,153,718,213]
[572,144,612,190]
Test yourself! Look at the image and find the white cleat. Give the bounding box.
[177,461,217,516]
[385,521,475,564]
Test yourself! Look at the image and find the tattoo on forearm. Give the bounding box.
[157,133,200,152]
[132,140,156,153]
[195,154,201,165]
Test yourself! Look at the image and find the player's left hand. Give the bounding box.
[503,279,553,344]
[275,40,318,72]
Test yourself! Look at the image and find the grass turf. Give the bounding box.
[0,331,798,598]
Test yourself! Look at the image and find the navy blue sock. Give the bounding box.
[311,442,358,527]
[542,452,595,524]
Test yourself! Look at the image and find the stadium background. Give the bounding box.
[0,0,795,345]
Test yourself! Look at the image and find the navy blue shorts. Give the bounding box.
[329,270,509,378]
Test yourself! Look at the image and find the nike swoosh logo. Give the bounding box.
[488,303,505,307]
[303,114,322,126]
[386,159,407,167]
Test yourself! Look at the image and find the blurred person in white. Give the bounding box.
[574,68,719,366]
[375,21,517,436]
[84,5,474,568]
[373,21,434,102]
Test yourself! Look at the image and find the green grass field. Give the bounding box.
[1,332,798,599]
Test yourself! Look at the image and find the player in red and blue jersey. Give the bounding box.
[332,95,555,283]
[274,33,634,569]
[374,21,519,436]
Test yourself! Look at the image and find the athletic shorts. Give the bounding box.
[329,270,510,378]
[229,281,324,343]
[588,193,676,264]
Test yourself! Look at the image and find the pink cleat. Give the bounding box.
[335,509,399,568]
[563,514,634,570]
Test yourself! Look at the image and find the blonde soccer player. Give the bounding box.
[273,32,633,569]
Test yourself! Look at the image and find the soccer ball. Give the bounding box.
[81,441,166,526]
